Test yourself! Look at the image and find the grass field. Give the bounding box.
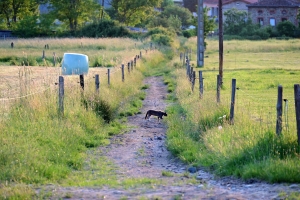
[166,37,300,183]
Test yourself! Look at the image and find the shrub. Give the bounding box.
[151,34,173,46]
[82,96,115,123]
[276,21,296,37]
[78,20,131,38]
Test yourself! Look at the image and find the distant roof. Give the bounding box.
[204,0,258,7]
[247,0,300,7]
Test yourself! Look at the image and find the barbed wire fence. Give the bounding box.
[0,45,157,120]
[181,53,300,145]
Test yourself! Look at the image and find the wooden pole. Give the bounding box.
[58,76,64,117]
[218,0,223,86]
[199,71,203,99]
[192,71,196,92]
[276,85,283,135]
[217,75,221,103]
[79,75,84,90]
[230,79,236,125]
[190,67,194,82]
[131,60,134,71]
[95,74,100,94]
[197,0,204,67]
[128,62,130,73]
[121,64,125,82]
[42,50,45,59]
[107,69,110,85]
[294,84,300,145]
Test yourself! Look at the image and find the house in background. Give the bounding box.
[203,0,258,21]
[247,0,300,27]
[204,0,219,18]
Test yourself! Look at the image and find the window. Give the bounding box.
[282,18,287,22]
[269,10,275,15]
[236,2,240,5]
[270,18,276,26]
[258,10,263,15]
[282,10,287,15]
[258,18,264,25]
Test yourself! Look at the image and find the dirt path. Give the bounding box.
[38,77,299,200]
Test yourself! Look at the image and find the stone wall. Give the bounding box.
[248,7,299,27]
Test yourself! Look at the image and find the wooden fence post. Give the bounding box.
[140,51,142,58]
[42,50,45,59]
[95,74,100,94]
[121,64,125,82]
[192,71,196,92]
[107,68,110,85]
[230,79,236,125]
[199,71,203,99]
[128,62,130,73]
[190,67,194,82]
[217,75,221,103]
[53,52,56,66]
[294,84,300,145]
[58,76,64,117]
[276,85,283,135]
[79,74,84,90]
[131,60,134,71]
[134,57,136,67]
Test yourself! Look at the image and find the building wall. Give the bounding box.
[223,1,250,21]
[248,7,299,27]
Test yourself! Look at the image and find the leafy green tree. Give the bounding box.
[161,5,192,27]
[0,0,38,28]
[48,0,101,32]
[161,0,173,9]
[224,8,248,35]
[111,0,162,26]
[276,21,296,37]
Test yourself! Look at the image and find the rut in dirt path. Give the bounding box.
[102,76,187,179]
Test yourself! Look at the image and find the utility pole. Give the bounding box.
[218,0,223,86]
[197,0,204,67]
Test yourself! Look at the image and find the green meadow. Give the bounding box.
[166,38,300,183]
[0,36,300,199]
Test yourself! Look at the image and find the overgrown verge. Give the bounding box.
[164,40,300,184]
[0,52,151,199]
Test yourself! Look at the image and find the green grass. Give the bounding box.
[165,38,300,183]
[0,37,162,198]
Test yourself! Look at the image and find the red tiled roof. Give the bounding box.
[247,0,300,7]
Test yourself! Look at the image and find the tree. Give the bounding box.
[276,21,296,37]
[161,0,173,9]
[49,0,101,32]
[223,8,248,35]
[161,5,192,27]
[0,0,38,28]
[110,0,162,26]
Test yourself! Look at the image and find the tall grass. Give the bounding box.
[0,37,149,67]
[0,37,157,199]
[166,38,300,183]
